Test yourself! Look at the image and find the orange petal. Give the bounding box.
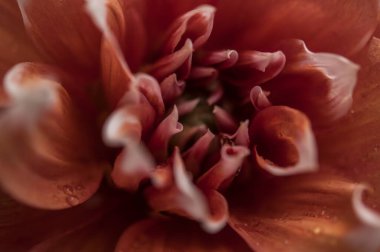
[0,63,104,209]
[18,0,101,72]
[266,40,359,126]
[0,1,42,79]
[115,218,251,252]
[211,0,378,57]
[317,37,380,218]
[249,106,318,176]
[228,172,365,252]
[86,0,135,108]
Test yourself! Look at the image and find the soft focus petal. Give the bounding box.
[266,40,359,126]
[115,218,251,252]
[249,106,318,176]
[212,0,379,56]
[0,1,41,79]
[228,173,365,252]
[317,37,380,216]
[0,63,104,209]
[0,188,134,251]
[18,0,101,72]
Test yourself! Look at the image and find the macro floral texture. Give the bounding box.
[1,0,380,251]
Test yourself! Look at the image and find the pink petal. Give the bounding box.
[249,106,318,176]
[18,0,101,72]
[160,5,216,54]
[196,49,239,69]
[197,145,250,191]
[0,63,103,209]
[266,40,359,126]
[183,130,215,175]
[213,105,238,134]
[115,218,251,252]
[160,74,185,105]
[148,106,183,161]
[250,86,272,111]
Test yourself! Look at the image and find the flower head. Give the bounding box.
[1,0,380,251]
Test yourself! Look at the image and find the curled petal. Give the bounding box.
[135,74,165,117]
[250,86,271,111]
[177,98,200,116]
[189,67,218,80]
[148,106,183,161]
[196,49,239,69]
[223,120,250,147]
[111,143,155,191]
[223,50,286,87]
[213,106,238,134]
[149,39,194,81]
[267,40,359,126]
[352,185,380,227]
[161,5,216,54]
[197,145,250,191]
[183,130,215,175]
[86,0,134,107]
[0,63,103,209]
[18,0,100,71]
[160,74,185,105]
[250,106,318,176]
[115,218,251,252]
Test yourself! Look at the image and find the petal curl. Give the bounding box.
[18,0,101,71]
[0,63,104,209]
[266,40,359,126]
[249,106,318,176]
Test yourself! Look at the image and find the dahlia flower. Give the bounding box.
[1,0,380,251]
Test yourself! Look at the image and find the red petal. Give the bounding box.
[115,218,251,252]
[18,0,101,72]
[267,40,359,126]
[0,1,42,79]
[228,172,364,252]
[249,106,318,176]
[211,0,378,56]
[0,63,103,209]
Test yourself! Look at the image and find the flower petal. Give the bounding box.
[212,0,379,56]
[18,0,101,71]
[266,40,359,126]
[115,218,251,252]
[228,173,364,252]
[0,1,42,79]
[0,63,104,209]
[249,106,318,176]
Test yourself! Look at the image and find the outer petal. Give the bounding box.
[317,37,380,213]
[266,40,359,126]
[0,1,41,79]
[228,173,365,252]
[115,218,251,252]
[18,0,101,72]
[0,187,135,251]
[0,63,104,209]
[211,0,379,56]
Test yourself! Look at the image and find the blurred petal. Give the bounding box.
[0,187,132,251]
[18,0,101,72]
[228,173,365,252]
[249,106,318,176]
[266,40,359,126]
[212,0,379,56]
[0,1,41,79]
[86,0,134,107]
[115,218,251,252]
[0,63,103,209]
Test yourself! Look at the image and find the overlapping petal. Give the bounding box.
[0,63,104,209]
[18,0,101,72]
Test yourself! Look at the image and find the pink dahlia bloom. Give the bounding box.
[1,0,380,251]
